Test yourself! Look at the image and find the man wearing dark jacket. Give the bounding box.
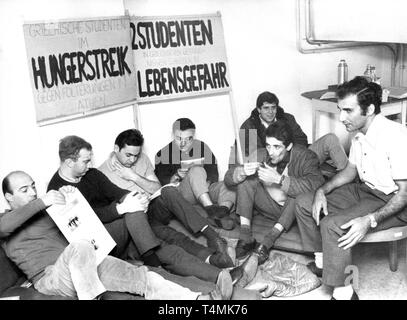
[225,121,325,264]
[229,92,348,175]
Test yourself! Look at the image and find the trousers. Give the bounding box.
[177,166,236,207]
[295,183,407,287]
[236,175,296,231]
[34,241,201,300]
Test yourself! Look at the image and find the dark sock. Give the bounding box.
[262,227,282,249]
[239,225,253,242]
[202,226,218,241]
[141,249,161,267]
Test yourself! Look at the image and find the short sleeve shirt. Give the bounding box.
[349,114,407,195]
[98,152,156,194]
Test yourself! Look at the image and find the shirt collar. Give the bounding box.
[259,115,274,129]
[354,114,382,144]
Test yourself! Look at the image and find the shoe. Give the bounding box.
[307,261,323,278]
[206,235,229,257]
[207,215,236,230]
[210,269,233,300]
[209,252,234,268]
[331,291,359,300]
[235,253,259,288]
[229,265,244,285]
[253,243,269,265]
[205,205,229,218]
[235,239,257,260]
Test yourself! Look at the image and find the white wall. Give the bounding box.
[0,0,394,210]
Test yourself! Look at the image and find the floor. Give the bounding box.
[268,241,407,300]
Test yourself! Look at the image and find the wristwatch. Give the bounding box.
[368,214,377,228]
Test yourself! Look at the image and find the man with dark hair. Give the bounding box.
[155,118,236,230]
[0,171,228,300]
[99,129,253,286]
[47,135,166,268]
[295,76,407,300]
[230,91,348,176]
[225,121,325,264]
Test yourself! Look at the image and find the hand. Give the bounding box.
[338,216,371,250]
[258,164,281,186]
[112,158,137,181]
[312,189,328,226]
[169,174,181,184]
[41,190,66,207]
[117,190,149,214]
[177,168,188,179]
[243,162,260,176]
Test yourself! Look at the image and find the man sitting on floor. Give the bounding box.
[295,76,407,300]
[47,135,237,286]
[225,121,325,264]
[155,117,236,230]
[99,129,256,286]
[0,171,231,300]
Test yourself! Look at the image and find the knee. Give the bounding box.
[67,240,95,262]
[160,186,178,199]
[187,166,207,178]
[295,192,314,218]
[320,133,340,146]
[319,214,342,235]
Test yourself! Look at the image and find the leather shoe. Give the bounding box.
[235,253,259,288]
[209,252,234,268]
[210,269,233,300]
[229,265,244,285]
[207,236,230,258]
[331,291,359,300]
[253,243,269,265]
[235,239,257,260]
[307,261,323,277]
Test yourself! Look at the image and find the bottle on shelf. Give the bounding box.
[363,64,372,81]
[337,59,348,85]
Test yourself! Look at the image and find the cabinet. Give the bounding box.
[302,89,407,152]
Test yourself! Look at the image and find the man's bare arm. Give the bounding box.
[373,180,407,223]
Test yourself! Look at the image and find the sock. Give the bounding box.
[201,225,218,241]
[239,225,253,242]
[205,255,211,264]
[262,227,282,249]
[332,285,354,300]
[314,252,323,269]
[141,249,161,267]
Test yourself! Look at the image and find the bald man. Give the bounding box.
[0,171,232,300]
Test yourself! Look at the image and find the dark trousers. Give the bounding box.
[236,176,296,231]
[295,183,407,287]
[105,212,219,283]
[104,212,160,259]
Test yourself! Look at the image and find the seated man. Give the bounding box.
[47,135,234,285]
[229,91,348,176]
[225,121,325,264]
[0,171,230,300]
[99,129,249,284]
[295,77,407,300]
[155,118,236,230]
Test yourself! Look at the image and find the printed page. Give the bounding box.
[46,189,116,265]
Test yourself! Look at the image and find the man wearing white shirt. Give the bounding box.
[295,76,407,300]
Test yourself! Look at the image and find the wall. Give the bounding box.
[0,0,394,210]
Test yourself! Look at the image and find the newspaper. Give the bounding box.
[46,189,116,265]
[148,182,180,201]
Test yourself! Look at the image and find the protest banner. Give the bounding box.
[130,12,231,103]
[23,16,137,125]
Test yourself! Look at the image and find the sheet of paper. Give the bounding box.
[46,189,116,265]
[148,182,180,201]
[180,157,205,170]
